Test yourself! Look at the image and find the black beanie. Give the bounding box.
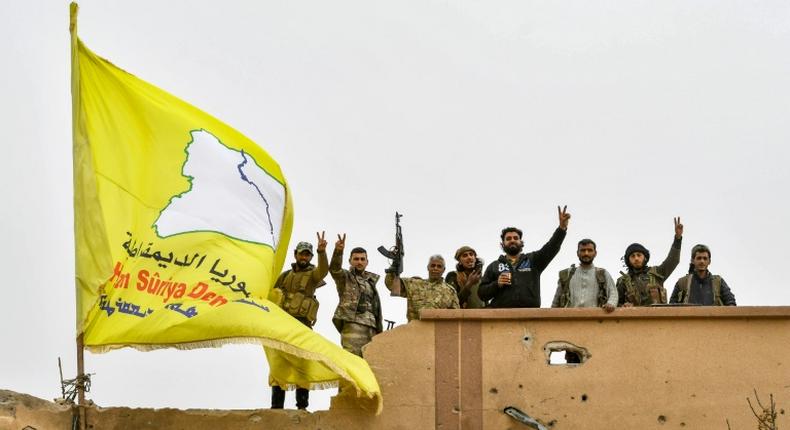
[624,243,650,267]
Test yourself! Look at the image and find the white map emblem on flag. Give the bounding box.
[154,129,285,248]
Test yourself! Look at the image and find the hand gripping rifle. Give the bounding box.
[377,212,404,275]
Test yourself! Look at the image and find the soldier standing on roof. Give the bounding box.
[329,234,384,357]
[478,206,571,308]
[551,238,618,312]
[617,218,683,307]
[669,244,736,306]
[268,232,329,410]
[445,246,485,309]
[385,255,460,321]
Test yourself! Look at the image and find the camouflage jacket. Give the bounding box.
[616,237,681,306]
[387,274,460,321]
[329,250,383,333]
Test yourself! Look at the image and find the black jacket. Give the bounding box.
[669,271,736,306]
[478,228,566,308]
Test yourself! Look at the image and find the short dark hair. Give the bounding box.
[577,238,597,250]
[350,247,367,256]
[691,244,710,259]
[500,227,523,241]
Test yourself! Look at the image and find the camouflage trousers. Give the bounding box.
[340,322,377,357]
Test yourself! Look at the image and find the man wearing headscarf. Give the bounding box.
[445,246,485,309]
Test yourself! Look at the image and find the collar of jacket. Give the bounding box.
[350,268,379,281]
[498,253,526,265]
[291,262,316,272]
[692,270,711,281]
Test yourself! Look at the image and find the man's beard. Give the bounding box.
[504,243,523,256]
[296,260,310,269]
[578,256,594,265]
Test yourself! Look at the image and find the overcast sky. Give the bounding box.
[2,0,789,411]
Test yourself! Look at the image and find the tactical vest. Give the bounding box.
[271,269,322,325]
[557,265,608,307]
[675,273,723,306]
[619,267,667,305]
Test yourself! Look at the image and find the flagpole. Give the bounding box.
[70,4,87,429]
[76,333,87,430]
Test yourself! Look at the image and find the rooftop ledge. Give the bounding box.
[420,305,790,320]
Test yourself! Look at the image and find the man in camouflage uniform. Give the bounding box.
[617,218,683,307]
[445,246,485,309]
[385,255,460,321]
[669,244,736,306]
[269,232,329,410]
[329,234,383,357]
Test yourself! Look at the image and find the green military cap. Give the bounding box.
[295,241,314,254]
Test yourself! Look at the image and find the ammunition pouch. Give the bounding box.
[356,291,375,315]
[284,291,319,325]
[269,288,284,307]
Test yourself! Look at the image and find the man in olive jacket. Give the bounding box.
[478,206,571,308]
[269,232,329,410]
[329,234,383,357]
[445,246,485,309]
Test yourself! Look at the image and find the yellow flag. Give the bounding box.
[70,3,380,411]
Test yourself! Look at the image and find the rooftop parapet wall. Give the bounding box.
[4,307,790,429]
[351,306,790,429]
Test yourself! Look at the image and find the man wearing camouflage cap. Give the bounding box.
[617,218,683,307]
[385,255,460,321]
[445,246,485,309]
[268,232,329,410]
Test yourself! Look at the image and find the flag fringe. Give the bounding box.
[84,336,382,413]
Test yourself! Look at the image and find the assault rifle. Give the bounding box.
[377,212,404,275]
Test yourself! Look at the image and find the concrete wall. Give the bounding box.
[4,307,790,429]
[418,306,790,429]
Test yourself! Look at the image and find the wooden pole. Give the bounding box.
[71,4,86,429]
[77,333,86,430]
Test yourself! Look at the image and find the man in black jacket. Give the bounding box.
[669,244,736,306]
[478,206,570,308]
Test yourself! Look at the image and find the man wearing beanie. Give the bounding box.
[478,206,571,308]
[616,218,684,306]
[669,244,736,306]
[445,246,485,309]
